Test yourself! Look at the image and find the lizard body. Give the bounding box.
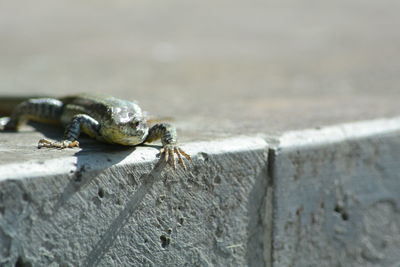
[0,94,190,168]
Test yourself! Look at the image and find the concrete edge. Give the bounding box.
[4,115,400,181]
[278,116,400,150]
[0,136,268,180]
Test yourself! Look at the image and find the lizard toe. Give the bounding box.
[38,139,79,149]
[160,144,190,169]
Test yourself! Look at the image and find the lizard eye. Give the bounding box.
[133,121,140,128]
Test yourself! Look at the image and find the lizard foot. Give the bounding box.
[160,145,191,170]
[38,139,80,149]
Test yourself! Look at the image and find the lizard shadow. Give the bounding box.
[11,121,165,216]
[0,121,64,139]
[27,121,66,140]
[50,141,165,216]
[50,143,134,214]
[83,158,169,267]
[49,140,170,266]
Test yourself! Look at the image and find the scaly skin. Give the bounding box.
[0,94,191,169]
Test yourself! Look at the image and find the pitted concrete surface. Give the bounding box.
[0,137,270,266]
[1,0,400,266]
[272,118,400,267]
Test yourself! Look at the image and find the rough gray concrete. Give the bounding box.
[272,118,400,267]
[0,137,269,266]
[1,0,400,266]
[3,117,400,266]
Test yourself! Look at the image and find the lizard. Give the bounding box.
[0,94,191,169]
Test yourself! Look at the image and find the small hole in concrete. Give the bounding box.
[98,188,105,198]
[22,193,29,202]
[311,213,316,224]
[215,227,223,238]
[74,165,87,182]
[167,228,172,234]
[160,235,170,248]
[178,217,184,225]
[296,206,303,216]
[334,205,340,213]
[199,152,209,162]
[334,204,349,221]
[74,174,82,182]
[214,175,221,184]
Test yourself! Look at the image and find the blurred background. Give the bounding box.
[1,0,400,135]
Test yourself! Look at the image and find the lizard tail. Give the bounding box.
[0,95,51,116]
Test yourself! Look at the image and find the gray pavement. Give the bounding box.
[0,0,399,136]
[1,0,400,266]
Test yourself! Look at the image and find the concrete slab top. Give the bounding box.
[0,0,400,164]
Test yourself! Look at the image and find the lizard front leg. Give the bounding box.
[38,114,100,149]
[145,123,191,169]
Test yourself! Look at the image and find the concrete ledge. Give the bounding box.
[0,137,269,266]
[271,117,400,267]
[2,117,400,266]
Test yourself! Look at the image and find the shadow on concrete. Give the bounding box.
[83,159,168,267]
[246,165,269,267]
[18,121,165,217]
[49,141,164,215]
[50,144,136,215]
[0,121,64,139]
[28,121,65,140]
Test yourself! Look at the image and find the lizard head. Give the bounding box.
[125,117,149,139]
[106,105,149,145]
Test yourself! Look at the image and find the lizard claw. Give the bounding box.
[160,144,191,169]
[38,139,80,149]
